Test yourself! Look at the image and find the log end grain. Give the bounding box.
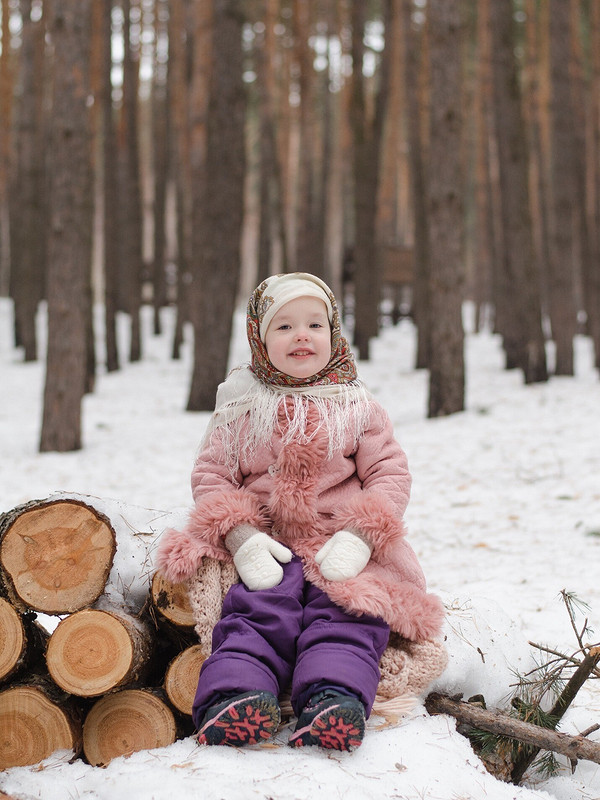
[83,689,178,766]
[164,644,205,716]
[150,572,195,630]
[46,608,147,697]
[0,500,116,615]
[0,685,82,769]
[0,598,24,683]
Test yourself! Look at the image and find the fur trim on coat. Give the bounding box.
[156,487,265,583]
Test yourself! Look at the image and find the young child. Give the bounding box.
[157,272,445,751]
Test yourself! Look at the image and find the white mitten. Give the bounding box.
[225,526,292,591]
[315,529,373,582]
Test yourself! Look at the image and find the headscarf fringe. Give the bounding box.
[201,370,373,474]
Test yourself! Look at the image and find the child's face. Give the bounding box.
[264,296,332,379]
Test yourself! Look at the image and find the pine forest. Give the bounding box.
[0,0,599,451]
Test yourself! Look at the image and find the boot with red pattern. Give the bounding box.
[288,690,366,751]
[197,691,281,746]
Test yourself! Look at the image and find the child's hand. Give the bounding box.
[226,528,292,591]
[315,530,373,581]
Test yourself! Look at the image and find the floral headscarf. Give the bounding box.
[201,273,371,466]
[247,273,358,388]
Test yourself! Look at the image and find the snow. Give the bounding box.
[1,297,599,800]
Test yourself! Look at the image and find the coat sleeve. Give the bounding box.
[190,426,244,500]
[156,425,268,583]
[354,402,411,515]
[330,402,413,560]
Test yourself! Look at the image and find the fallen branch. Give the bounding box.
[425,693,600,770]
[510,644,600,783]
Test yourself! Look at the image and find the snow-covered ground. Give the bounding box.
[1,298,599,800]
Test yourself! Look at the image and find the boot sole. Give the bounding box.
[289,702,365,751]
[198,692,281,746]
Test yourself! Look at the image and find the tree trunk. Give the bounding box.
[293,0,325,278]
[0,681,83,770]
[46,606,153,697]
[166,0,190,362]
[402,0,431,367]
[472,0,496,332]
[547,0,578,375]
[82,688,180,766]
[573,0,600,370]
[426,0,465,417]
[255,0,289,280]
[187,0,246,411]
[152,0,170,336]
[591,0,600,369]
[256,0,277,281]
[489,0,548,383]
[0,499,116,615]
[523,0,552,336]
[9,0,46,361]
[39,0,94,453]
[0,0,13,296]
[589,3,600,370]
[102,0,120,373]
[119,0,144,363]
[350,0,390,360]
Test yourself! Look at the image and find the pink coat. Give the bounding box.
[157,398,444,643]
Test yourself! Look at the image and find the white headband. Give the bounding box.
[258,274,334,341]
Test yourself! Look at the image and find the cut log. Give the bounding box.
[0,597,48,684]
[164,644,205,716]
[0,682,83,769]
[0,499,116,614]
[82,688,179,766]
[149,571,196,631]
[46,607,153,697]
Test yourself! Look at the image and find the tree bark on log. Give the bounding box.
[426,693,600,769]
[163,644,205,717]
[82,688,180,766]
[46,606,153,697]
[0,680,83,769]
[0,499,116,614]
[0,596,48,684]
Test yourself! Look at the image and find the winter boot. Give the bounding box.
[288,690,366,751]
[197,690,281,746]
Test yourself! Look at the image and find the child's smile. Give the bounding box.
[264,296,332,379]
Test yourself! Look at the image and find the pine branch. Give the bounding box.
[527,642,600,679]
[510,645,600,783]
[434,594,600,786]
[425,692,600,772]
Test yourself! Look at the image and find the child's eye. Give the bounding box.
[310,323,324,328]
[277,324,291,330]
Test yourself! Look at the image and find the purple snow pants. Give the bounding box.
[192,555,390,729]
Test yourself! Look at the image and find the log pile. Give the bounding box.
[0,495,199,769]
[2,494,598,782]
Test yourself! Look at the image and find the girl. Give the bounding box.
[157,272,445,752]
